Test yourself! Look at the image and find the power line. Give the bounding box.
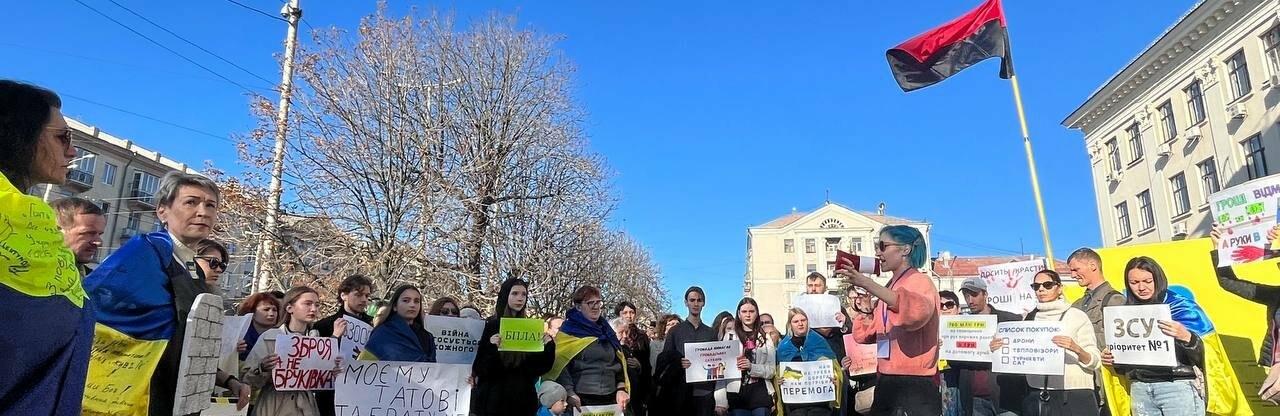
[931,232,1024,256]
[71,0,260,93]
[61,93,236,143]
[223,0,287,22]
[105,0,277,86]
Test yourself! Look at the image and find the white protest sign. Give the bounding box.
[575,404,622,416]
[1103,304,1177,367]
[334,360,472,416]
[174,293,224,416]
[977,259,1046,315]
[338,316,373,361]
[425,315,486,364]
[1209,175,1280,266]
[792,294,842,328]
[992,321,1064,376]
[273,333,338,391]
[220,314,252,360]
[684,340,743,383]
[939,315,998,362]
[778,360,837,404]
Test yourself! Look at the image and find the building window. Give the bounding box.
[784,264,796,279]
[1265,26,1280,77]
[1126,123,1143,162]
[1158,101,1176,141]
[1245,134,1269,179]
[1185,81,1206,125]
[1170,173,1190,216]
[126,212,141,231]
[133,171,160,198]
[806,264,817,274]
[1199,157,1220,200]
[1227,50,1252,100]
[1137,190,1155,231]
[804,238,816,253]
[850,237,863,253]
[102,163,117,185]
[1106,138,1122,172]
[826,261,837,276]
[73,147,96,174]
[1116,202,1132,239]
[784,239,794,254]
[824,238,839,254]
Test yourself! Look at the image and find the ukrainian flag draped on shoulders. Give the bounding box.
[82,230,208,415]
[1102,290,1252,416]
[360,316,436,362]
[544,308,630,392]
[774,329,843,415]
[0,172,94,416]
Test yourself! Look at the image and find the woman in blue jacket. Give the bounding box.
[775,307,841,416]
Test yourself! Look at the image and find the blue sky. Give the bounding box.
[4,1,1193,317]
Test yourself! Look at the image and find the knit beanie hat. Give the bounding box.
[537,380,568,408]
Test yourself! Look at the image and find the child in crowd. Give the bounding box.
[537,380,569,416]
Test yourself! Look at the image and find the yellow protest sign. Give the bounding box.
[82,324,168,416]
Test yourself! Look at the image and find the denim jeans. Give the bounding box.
[942,386,961,416]
[730,408,769,416]
[1130,379,1205,416]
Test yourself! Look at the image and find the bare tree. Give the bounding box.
[225,7,666,314]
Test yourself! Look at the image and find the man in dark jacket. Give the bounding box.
[662,286,717,416]
[955,277,1024,416]
[313,274,374,416]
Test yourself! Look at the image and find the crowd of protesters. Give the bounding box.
[1,79,1274,416]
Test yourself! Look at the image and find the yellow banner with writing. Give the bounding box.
[82,324,168,416]
[0,173,84,307]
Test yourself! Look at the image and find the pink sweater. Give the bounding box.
[851,268,940,377]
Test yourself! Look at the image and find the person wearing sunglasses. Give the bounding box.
[758,313,781,347]
[990,270,1100,416]
[429,296,463,317]
[192,239,230,292]
[836,224,940,415]
[0,80,95,415]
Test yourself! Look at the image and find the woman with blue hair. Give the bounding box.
[835,224,940,415]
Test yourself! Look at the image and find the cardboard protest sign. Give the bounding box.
[334,360,472,416]
[992,321,1063,376]
[575,404,622,416]
[683,340,743,383]
[273,333,338,390]
[842,334,878,376]
[1209,175,1280,266]
[498,318,545,352]
[1103,304,1177,367]
[778,361,837,404]
[220,314,252,360]
[976,259,1045,315]
[939,315,998,362]
[173,293,224,416]
[338,316,373,361]
[425,315,486,364]
[792,294,842,328]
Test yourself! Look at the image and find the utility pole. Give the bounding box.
[254,0,302,293]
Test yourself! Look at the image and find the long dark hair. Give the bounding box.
[0,80,61,190]
[1123,256,1169,305]
[383,285,425,328]
[733,297,765,347]
[711,311,734,338]
[493,277,529,319]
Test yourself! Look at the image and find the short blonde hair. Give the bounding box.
[786,307,809,335]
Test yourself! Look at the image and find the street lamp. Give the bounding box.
[43,154,95,201]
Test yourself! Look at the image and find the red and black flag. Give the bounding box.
[886,0,1014,92]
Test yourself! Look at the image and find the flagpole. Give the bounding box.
[1008,74,1056,266]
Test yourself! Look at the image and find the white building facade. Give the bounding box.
[744,202,931,317]
[1064,0,1280,246]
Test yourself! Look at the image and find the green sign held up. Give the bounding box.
[498,318,545,352]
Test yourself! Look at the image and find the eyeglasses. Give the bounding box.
[195,256,226,271]
[1030,281,1060,291]
[875,241,906,252]
[45,127,73,148]
[760,320,774,326]
[940,301,957,310]
[581,300,604,307]
[440,308,459,316]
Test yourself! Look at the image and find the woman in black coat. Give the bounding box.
[471,277,557,415]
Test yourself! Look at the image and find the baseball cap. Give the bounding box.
[960,277,987,293]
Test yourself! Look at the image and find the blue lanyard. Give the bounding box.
[880,269,911,333]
